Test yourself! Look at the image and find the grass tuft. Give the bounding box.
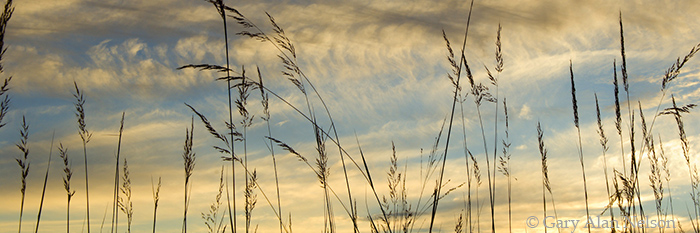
[569,60,591,233]
[117,158,133,233]
[202,166,226,233]
[58,143,75,233]
[73,81,93,233]
[15,115,29,233]
[152,176,161,233]
[182,117,196,233]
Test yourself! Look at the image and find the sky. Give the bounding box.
[1,0,700,232]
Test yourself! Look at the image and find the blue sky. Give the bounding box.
[1,0,700,232]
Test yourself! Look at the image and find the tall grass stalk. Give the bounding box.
[380,142,413,232]
[430,1,473,231]
[642,102,657,233]
[234,66,255,233]
[184,103,287,232]
[628,22,700,231]
[660,95,697,229]
[231,8,359,230]
[643,38,700,230]
[34,131,55,233]
[644,42,700,135]
[203,166,226,233]
[449,15,475,233]
[488,24,503,233]
[416,140,466,220]
[569,61,591,233]
[616,15,700,229]
[0,0,13,130]
[244,169,258,233]
[611,59,633,230]
[230,7,344,231]
[181,50,386,233]
[637,13,700,144]
[112,112,125,233]
[197,3,358,231]
[272,134,358,231]
[182,117,196,233]
[595,94,615,231]
[612,59,626,177]
[619,13,646,222]
[313,122,334,233]
[470,153,481,233]
[640,101,664,233]
[619,13,635,218]
[399,163,412,232]
[497,98,511,233]
[458,91,472,232]
[224,3,237,232]
[257,67,283,233]
[658,136,675,233]
[229,138,294,233]
[152,176,161,233]
[99,206,108,232]
[610,170,630,229]
[59,143,75,233]
[537,121,549,233]
[118,158,133,233]
[236,70,256,232]
[537,122,560,232]
[183,99,239,231]
[202,1,238,231]
[73,81,93,233]
[405,121,444,233]
[184,102,294,232]
[468,52,495,233]
[383,143,398,231]
[15,115,29,233]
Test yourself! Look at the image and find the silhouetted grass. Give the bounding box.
[118,158,133,233]
[7,2,700,233]
[15,115,29,233]
[487,24,503,233]
[497,98,512,233]
[111,112,124,233]
[151,176,161,233]
[202,165,226,233]
[569,60,592,233]
[660,95,698,230]
[537,121,549,233]
[595,93,616,231]
[257,66,284,233]
[73,81,93,233]
[182,117,195,233]
[34,131,55,233]
[58,143,75,233]
[0,0,13,130]
[470,152,482,233]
